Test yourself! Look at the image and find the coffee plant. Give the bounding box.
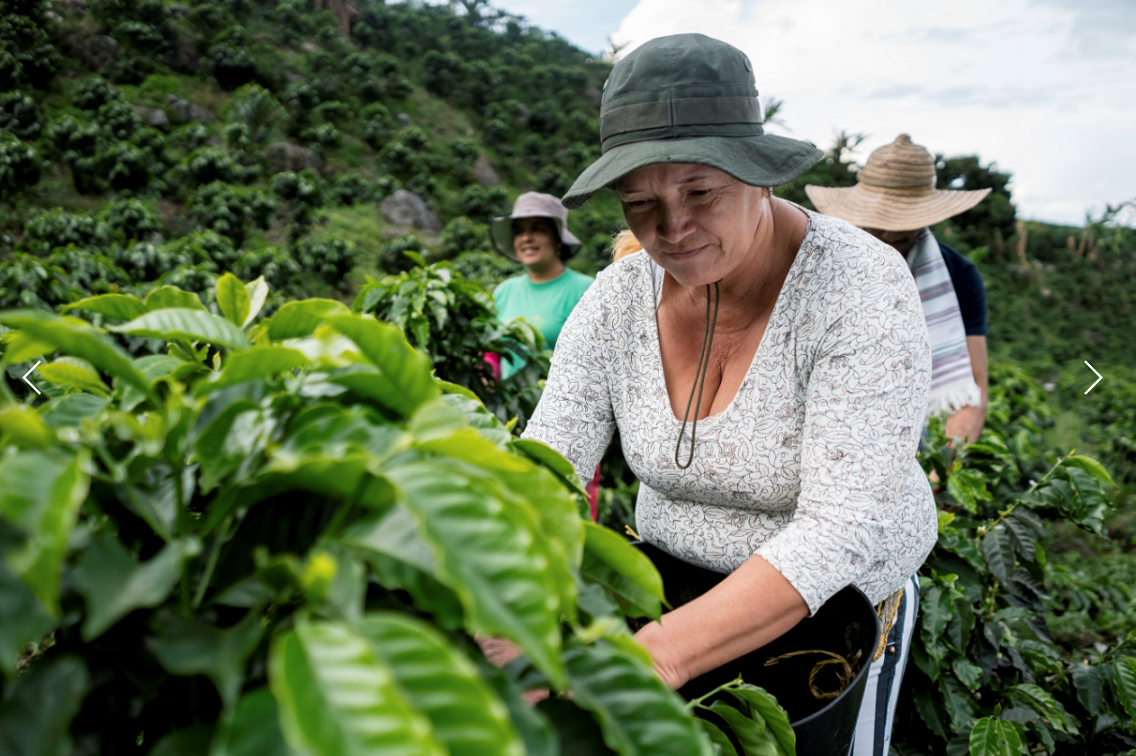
[0,275,790,756]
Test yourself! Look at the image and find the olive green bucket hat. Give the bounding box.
[562,33,823,209]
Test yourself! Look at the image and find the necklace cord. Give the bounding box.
[675,281,721,469]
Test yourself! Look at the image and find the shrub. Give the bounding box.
[188,180,251,245]
[172,122,214,152]
[130,126,169,164]
[232,244,301,292]
[312,100,348,126]
[94,100,142,140]
[459,184,508,221]
[439,215,490,259]
[270,169,323,236]
[101,198,160,241]
[175,146,240,188]
[0,133,41,200]
[112,239,196,281]
[450,250,520,292]
[23,210,111,252]
[0,90,41,140]
[535,165,570,196]
[73,76,122,111]
[354,261,548,428]
[0,285,754,756]
[102,142,156,192]
[224,82,284,145]
[206,42,257,91]
[293,236,357,289]
[329,173,372,206]
[163,228,241,269]
[300,122,341,151]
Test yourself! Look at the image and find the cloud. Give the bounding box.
[606,0,1136,224]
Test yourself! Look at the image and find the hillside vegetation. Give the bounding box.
[3,0,1136,754]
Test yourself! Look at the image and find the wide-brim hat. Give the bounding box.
[490,191,582,262]
[805,134,991,231]
[561,33,823,210]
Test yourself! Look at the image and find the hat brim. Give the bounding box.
[804,184,992,231]
[490,214,582,262]
[561,134,824,210]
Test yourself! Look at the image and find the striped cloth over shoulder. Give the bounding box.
[907,228,982,417]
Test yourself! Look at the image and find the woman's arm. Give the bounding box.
[633,555,808,689]
[521,276,619,485]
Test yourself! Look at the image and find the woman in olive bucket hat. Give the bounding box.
[484,34,937,755]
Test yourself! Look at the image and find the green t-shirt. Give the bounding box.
[493,269,593,379]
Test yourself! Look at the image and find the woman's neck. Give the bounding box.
[526,258,567,283]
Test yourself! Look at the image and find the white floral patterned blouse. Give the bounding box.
[522,211,938,613]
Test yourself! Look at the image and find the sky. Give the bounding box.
[478,0,1136,226]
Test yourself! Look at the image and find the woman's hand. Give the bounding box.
[476,636,550,704]
[633,620,691,690]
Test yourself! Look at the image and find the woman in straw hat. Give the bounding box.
[806,135,990,445]
[498,33,936,753]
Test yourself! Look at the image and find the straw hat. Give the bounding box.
[489,192,582,262]
[561,34,823,209]
[805,134,991,231]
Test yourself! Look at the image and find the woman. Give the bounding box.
[522,34,937,754]
[488,192,594,381]
[487,192,600,516]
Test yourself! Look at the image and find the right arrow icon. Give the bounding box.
[1084,361,1103,394]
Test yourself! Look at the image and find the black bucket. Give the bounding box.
[629,543,880,756]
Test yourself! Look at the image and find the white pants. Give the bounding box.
[851,575,919,756]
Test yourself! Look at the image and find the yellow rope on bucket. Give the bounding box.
[763,649,863,700]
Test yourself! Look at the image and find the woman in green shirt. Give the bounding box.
[488,192,594,381]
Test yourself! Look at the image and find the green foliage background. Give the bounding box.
[2,0,1136,753]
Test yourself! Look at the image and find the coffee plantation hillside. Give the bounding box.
[0,275,813,755]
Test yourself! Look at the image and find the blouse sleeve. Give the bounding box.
[755,254,936,614]
[521,277,618,486]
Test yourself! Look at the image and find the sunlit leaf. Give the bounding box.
[1062,454,1113,486]
[61,293,149,321]
[562,642,714,756]
[580,522,664,621]
[0,404,55,448]
[0,310,151,396]
[325,315,439,415]
[265,299,350,341]
[204,347,310,393]
[244,276,270,329]
[217,273,252,328]
[145,286,207,311]
[359,613,525,756]
[110,308,250,350]
[0,449,88,613]
[36,356,110,396]
[268,618,447,756]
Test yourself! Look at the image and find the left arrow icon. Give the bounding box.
[22,361,41,395]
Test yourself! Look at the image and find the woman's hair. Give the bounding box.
[611,230,642,261]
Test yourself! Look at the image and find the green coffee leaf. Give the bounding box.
[149,608,264,709]
[217,273,251,327]
[580,521,664,621]
[205,346,310,392]
[511,438,589,497]
[244,276,269,328]
[1071,663,1102,716]
[62,293,149,321]
[1062,454,1113,486]
[0,449,88,613]
[265,299,350,341]
[210,688,299,756]
[982,526,1016,586]
[360,613,525,756]
[73,534,202,640]
[0,404,55,448]
[40,394,108,429]
[968,717,1021,756]
[145,286,207,311]
[110,308,250,350]
[0,310,151,396]
[385,460,565,687]
[0,656,89,756]
[36,356,110,396]
[326,315,439,415]
[0,558,55,674]
[562,641,714,756]
[268,618,447,756]
[1113,657,1136,720]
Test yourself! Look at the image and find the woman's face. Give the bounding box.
[512,217,560,268]
[615,163,768,288]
